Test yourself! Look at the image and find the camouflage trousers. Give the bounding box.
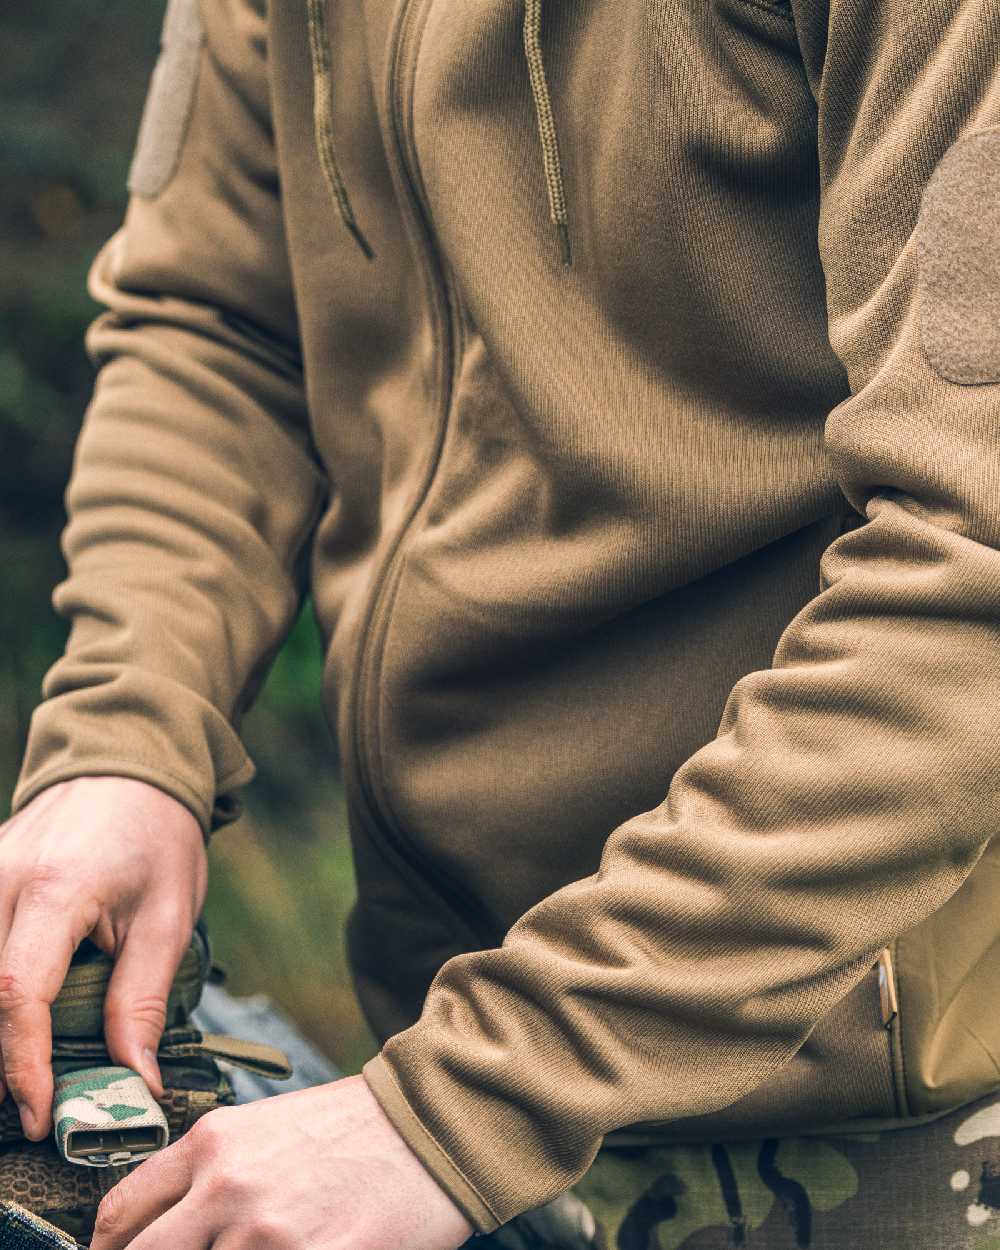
[485,1090,1000,1250]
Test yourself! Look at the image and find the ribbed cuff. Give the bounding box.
[11,670,256,838]
[363,1053,501,1233]
[10,757,252,839]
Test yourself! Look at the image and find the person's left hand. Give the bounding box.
[89,1073,475,1250]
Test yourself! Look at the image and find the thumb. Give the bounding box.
[103,923,188,1097]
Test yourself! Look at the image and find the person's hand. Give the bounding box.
[90,1073,475,1250]
[0,776,207,1139]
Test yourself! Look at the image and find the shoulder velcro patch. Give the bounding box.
[917,128,1000,385]
[127,0,206,199]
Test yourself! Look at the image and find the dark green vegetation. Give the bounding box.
[0,1,374,1074]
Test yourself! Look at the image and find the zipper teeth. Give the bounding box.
[347,0,490,944]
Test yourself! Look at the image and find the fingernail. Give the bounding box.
[142,1047,160,1084]
[18,1104,37,1139]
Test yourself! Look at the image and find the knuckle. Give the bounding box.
[188,1107,230,1160]
[1,1056,33,1088]
[94,1188,126,1238]
[152,900,195,941]
[0,971,30,1015]
[0,1057,41,1105]
[245,1213,293,1247]
[203,1160,248,1203]
[21,862,66,901]
[106,992,166,1033]
[2,1074,26,1104]
[144,1132,194,1188]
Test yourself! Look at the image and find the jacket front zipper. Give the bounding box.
[346,0,493,950]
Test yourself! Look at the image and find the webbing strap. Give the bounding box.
[51,1031,293,1081]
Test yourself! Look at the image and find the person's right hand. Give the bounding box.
[0,776,208,1141]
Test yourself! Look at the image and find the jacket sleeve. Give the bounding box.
[10,0,327,835]
[362,1,1000,1230]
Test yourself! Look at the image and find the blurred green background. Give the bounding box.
[0,1,375,1075]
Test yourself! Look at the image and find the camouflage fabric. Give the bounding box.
[50,929,211,1040]
[52,1068,168,1167]
[483,1089,1000,1250]
[0,1084,225,1155]
[0,919,295,1246]
[0,1060,235,1246]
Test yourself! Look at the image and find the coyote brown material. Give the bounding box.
[12,0,1000,1230]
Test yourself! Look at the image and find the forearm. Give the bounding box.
[12,0,327,833]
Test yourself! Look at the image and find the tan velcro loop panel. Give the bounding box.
[917,127,1000,385]
[127,0,206,198]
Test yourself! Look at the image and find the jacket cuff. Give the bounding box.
[362,1054,502,1233]
[10,667,255,836]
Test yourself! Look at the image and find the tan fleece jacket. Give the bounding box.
[12,0,1000,1230]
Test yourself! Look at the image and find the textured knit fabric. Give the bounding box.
[11,0,1000,1231]
[917,128,1000,385]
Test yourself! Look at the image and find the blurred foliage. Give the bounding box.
[0,2,375,1074]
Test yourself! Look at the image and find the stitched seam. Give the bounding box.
[375,1060,502,1225]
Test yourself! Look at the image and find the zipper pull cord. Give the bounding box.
[523,0,572,267]
[307,0,376,261]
